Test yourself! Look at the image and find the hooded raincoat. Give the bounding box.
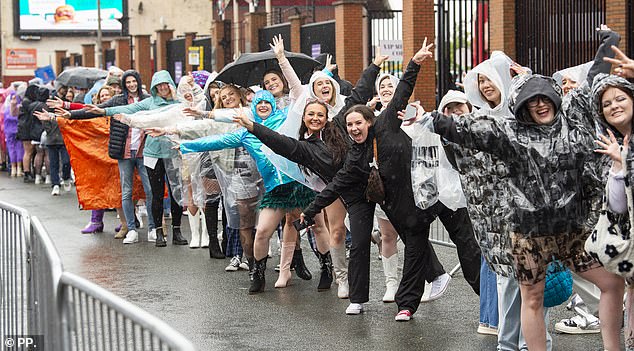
[430,74,604,283]
[104,70,178,159]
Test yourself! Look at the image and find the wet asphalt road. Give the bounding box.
[0,175,608,350]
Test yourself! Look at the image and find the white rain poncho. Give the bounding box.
[406,119,467,211]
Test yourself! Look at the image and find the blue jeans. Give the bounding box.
[480,256,499,328]
[497,274,552,351]
[48,145,70,186]
[117,151,154,231]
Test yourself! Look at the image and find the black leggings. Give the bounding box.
[146,159,181,228]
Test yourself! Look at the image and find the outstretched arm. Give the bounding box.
[180,129,243,154]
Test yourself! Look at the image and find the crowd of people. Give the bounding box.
[2,26,634,350]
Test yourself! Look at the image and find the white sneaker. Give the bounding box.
[345,303,364,315]
[45,175,51,184]
[51,185,60,196]
[35,174,42,184]
[239,257,249,271]
[148,229,157,242]
[63,180,72,192]
[225,256,241,271]
[123,230,139,244]
[421,273,451,302]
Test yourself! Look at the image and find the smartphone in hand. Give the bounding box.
[292,217,314,232]
[403,103,418,121]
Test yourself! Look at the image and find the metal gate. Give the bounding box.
[436,0,489,100]
[300,20,335,59]
[367,10,403,78]
[516,0,606,76]
[166,37,186,83]
[259,24,291,57]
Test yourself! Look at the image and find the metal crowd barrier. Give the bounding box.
[429,218,462,277]
[1,201,196,351]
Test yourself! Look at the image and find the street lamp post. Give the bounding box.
[96,0,103,68]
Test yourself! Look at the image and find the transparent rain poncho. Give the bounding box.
[118,79,208,207]
[407,119,467,211]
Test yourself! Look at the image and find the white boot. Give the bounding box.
[382,254,399,302]
[200,211,209,248]
[188,210,201,248]
[331,245,349,299]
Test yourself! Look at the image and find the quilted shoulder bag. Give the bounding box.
[585,147,634,279]
[365,138,386,205]
[543,258,573,308]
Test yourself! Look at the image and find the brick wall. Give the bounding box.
[489,0,516,60]
[134,35,152,87]
[334,0,366,83]
[606,0,629,56]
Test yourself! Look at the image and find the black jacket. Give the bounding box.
[17,85,49,141]
[68,70,150,159]
[248,62,380,197]
[303,60,423,220]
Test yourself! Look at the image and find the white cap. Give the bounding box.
[438,90,471,113]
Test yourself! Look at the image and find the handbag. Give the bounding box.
[543,258,573,308]
[365,138,385,205]
[585,147,634,279]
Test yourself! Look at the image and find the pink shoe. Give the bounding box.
[395,310,413,322]
[81,222,104,234]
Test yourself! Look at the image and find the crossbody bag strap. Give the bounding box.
[373,138,379,168]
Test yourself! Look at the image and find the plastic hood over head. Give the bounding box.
[375,74,400,105]
[463,51,514,116]
[438,90,472,113]
[508,74,562,125]
[250,90,278,123]
[176,79,204,106]
[591,73,634,136]
[553,61,593,87]
[308,70,345,115]
[150,70,176,98]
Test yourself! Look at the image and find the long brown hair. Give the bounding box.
[298,100,348,165]
[213,84,246,109]
[261,69,290,95]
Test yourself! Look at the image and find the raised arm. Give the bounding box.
[586,25,621,87]
[381,39,433,132]
[272,35,304,101]
[180,129,243,154]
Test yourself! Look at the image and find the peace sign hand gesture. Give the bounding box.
[412,37,434,65]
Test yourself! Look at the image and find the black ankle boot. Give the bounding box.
[317,251,333,291]
[205,205,224,259]
[249,257,267,294]
[291,248,312,280]
[172,226,188,245]
[155,227,167,247]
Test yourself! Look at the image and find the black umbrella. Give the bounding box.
[214,49,321,87]
[56,66,108,89]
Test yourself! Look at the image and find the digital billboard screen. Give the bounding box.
[15,0,127,35]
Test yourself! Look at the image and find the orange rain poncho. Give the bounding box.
[58,117,146,210]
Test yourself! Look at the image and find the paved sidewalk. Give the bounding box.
[0,175,608,350]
